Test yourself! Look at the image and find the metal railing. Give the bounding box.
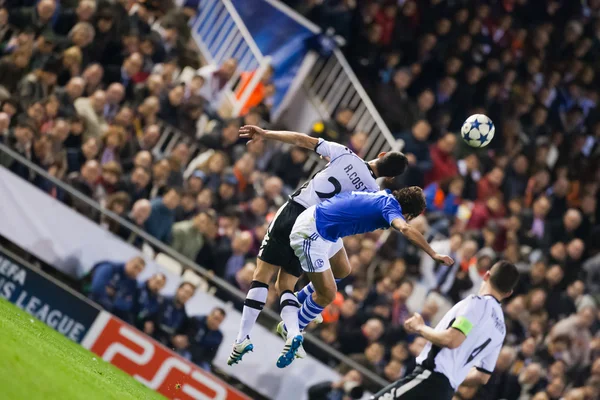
[0,142,390,389]
[189,0,273,116]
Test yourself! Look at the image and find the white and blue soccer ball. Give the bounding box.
[461,114,495,148]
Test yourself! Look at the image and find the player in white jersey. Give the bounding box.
[227,125,408,366]
[371,260,520,400]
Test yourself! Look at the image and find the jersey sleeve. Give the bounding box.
[477,343,502,374]
[314,138,353,160]
[381,195,404,225]
[450,296,486,336]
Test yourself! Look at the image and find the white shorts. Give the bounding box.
[289,206,343,274]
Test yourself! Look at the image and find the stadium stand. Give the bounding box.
[0,0,600,400]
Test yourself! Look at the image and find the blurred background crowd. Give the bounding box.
[0,0,599,399]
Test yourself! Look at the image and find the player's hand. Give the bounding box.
[434,254,454,266]
[239,125,266,145]
[404,312,425,334]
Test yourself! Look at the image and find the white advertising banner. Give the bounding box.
[0,166,344,400]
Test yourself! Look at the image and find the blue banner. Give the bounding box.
[0,249,100,343]
[230,0,315,113]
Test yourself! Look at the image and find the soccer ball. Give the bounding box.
[461,114,495,148]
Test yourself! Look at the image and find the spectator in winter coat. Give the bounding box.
[134,272,166,328]
[424,133,458,186]
[88,256,146,322]
[144,187,181,243]
[144,282,196,351]
[188,307,226,370]
[397,120,432,188]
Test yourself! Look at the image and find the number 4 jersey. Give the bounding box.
[416,294,506,390]
[290,138,380,208]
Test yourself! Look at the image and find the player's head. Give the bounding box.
[394,186,425,221]
[484,260,520,298]
[373,151,409,178]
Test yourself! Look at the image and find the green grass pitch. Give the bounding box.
[0,299,165,400]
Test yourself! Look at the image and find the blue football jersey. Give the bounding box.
[314,190,404,241]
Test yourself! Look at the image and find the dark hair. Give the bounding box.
[489,260,520,294]
[212,307,227,317]
[375,151,408,178]
[394,186,425,219]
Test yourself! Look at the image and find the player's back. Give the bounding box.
[314,190,403,241]
[416,294,505,389]
[290,140,379,208]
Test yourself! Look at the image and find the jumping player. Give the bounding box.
[227,125,408,366]
[278,187,454,367]
[371,260,519,399]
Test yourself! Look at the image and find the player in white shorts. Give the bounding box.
[371,260,520,399]
[278,188,454,367]
[227,125,409,367]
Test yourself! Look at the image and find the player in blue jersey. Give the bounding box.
[276,187,454,367]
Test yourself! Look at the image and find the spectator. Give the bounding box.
[188,307,226,370]
[74,90,107,140]
[196,58,237,115]
[307,369,364,400]
[144,187,181,243]
[339,318,384,356]
[16,57,61,109]
[424,132,458,186]
[135,272,166,329]
[88,256,146,322]
[310,107,353,144]
[103,52,143,101]
[145,281,196,350]
[171,210,217,261]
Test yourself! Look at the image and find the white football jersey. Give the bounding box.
[290,139,380,208]
[416,294,505,389]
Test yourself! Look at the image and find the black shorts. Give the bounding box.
[258,200,306,278]
[371,367,454,400]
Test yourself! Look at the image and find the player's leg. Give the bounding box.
[277,208,329,368]
[275,269,301,339]
[296,240,350,305]
[228,259,277,365]
[370,367,451,399]
[299,267,337,331]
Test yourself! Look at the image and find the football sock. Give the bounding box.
[298,294,326,331]
[296,279,342,304]
[279,290,301,338]
[236,280,268,343]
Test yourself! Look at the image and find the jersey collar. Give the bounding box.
[365,162,377,179]
[484,294,501,304]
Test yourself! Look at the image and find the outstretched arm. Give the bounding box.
[391,218,454,265]
[239,125,319,151]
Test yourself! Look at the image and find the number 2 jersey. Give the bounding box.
[416,294,506,389]
[290,139,380,208]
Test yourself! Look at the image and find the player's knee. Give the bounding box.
[314,283,336,305]
[254,260,276,282]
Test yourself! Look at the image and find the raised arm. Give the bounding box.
[391,218,454,266]
[239,125,319,151]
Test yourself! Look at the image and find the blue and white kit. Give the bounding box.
[290,190,404,274]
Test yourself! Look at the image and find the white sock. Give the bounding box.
[236,280,268,343]
[280,290,300,338]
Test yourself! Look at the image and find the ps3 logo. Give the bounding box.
[82,312,249,400]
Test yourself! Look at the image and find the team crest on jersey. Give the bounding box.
[315,259,324,268]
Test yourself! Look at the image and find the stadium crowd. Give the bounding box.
[0,0,600,399]
[290,0,600,399]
